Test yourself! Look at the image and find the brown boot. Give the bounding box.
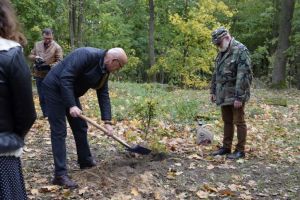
[52,175,78,189]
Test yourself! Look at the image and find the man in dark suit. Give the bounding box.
[43,47,127,188]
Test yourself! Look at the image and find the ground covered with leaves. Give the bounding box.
[24,82,300,199]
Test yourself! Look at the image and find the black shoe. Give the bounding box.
[52,175,78,189]
[79,159,96,169]
[227,151,245,159]
[211,147,231,156]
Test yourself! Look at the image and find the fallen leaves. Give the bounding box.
[130,187,139,196]
[196,190,209,199]
[24,87,300,199]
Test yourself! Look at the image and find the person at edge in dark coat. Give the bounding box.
[43,47,128,188]
[0,0,36,199]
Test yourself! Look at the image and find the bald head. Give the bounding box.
[107,47,128,67]
[104,47,128,73]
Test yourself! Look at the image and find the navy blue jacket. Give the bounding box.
[43,47,111,120]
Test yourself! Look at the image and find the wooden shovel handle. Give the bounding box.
[78,114,131,149]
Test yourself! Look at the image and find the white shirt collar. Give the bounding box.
[0,37,21,51]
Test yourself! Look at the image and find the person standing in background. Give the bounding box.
[210,27,252,159]
[29,28,63,118]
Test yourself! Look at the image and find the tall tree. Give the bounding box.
[69,0,84,49]
[69,0,75,49]
[148,0,155,81]
[297,56,300,89]
[272,0,296,87]
[77,0,84,47]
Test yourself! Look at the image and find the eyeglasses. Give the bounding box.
[43,37,53,43]
[113,59,123,68]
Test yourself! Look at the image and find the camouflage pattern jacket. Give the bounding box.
[210,38,252,106]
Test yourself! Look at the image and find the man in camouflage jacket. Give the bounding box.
[210,27,252,159]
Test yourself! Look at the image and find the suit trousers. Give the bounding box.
[35,77,47,117]
[221,104,247,151]
[43,84,93,176]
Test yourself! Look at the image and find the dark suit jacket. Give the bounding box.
[43,47,111,120]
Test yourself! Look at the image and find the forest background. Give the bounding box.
[8,1,300,198]
[11,0,300,90]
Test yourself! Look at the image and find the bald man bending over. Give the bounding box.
[43,47,128,188]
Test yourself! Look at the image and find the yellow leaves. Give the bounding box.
[167,168,184,179]
[247,180,257,187]
[195,181,260,199]
[187,153,203,160]
[130,187,139,196]
[30,188,39,195]
[203,184,218,193]
[207,164,215,170]
[239,193,253,200]
[196,190,209,199]
[78,187,89,195]
[39,185,60,193]
[166,0,234,89]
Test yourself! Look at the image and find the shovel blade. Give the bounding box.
[127,145,151,155]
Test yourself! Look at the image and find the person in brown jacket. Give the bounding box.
[29,28,63,118]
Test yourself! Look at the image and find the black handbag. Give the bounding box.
[0,132,24,153]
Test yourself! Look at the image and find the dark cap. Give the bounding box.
[211,27,228,44]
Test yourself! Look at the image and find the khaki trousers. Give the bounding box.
[221,104,247,151]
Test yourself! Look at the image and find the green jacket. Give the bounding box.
[210,38,252,106]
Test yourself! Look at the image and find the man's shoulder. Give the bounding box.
[35,41,44,47]
[232,39,248,51]
[52,41,63,49]
[75,47,105,55]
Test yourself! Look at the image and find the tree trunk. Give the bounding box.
[182,0,189,68]
[296,55,300,90]
[72,0,77,46]
[148,0,156,81]
[69,0,75,49]
[271,0,295,87]
[77,0,84,47]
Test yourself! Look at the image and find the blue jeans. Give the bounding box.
[35,77,47,117]
[43,84,93,176]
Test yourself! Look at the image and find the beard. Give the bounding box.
[218,38,230,52]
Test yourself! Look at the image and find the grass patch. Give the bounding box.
[109,81,216,124]
[264,97,288,107]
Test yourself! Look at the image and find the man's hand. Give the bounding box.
[234,100,242,108]
[69,106,82,117]
[104,124,113,136]
[35,56,44,61]
[210,94,216,103]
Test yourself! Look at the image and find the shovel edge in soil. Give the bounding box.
[79,114,151,155]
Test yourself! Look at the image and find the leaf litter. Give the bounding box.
[24,88,300,199]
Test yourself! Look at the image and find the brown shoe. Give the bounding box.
[52,175,78,189]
